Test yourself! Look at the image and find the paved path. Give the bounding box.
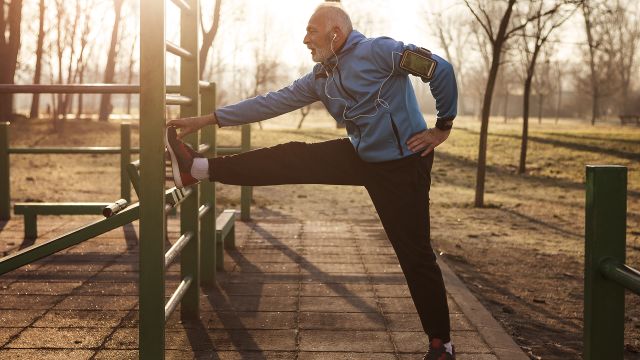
[0,213,527,359]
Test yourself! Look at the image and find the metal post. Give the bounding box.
[584,165,627,360]
[0,122,9,220]
[139,0,166,358]
[120,123,131,202]
[240,124,252,221]
[200,83,217,286]
[179,0,200,321]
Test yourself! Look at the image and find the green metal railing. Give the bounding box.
[584,165,640,360]
[0,83,253,222]
[0,121,136,221]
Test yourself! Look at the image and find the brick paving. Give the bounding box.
[0,213,527,359]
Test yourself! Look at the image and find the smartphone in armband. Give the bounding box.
[399,48,437,81]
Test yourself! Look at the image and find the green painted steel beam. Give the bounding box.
[0,83,209,94]
[0,202,139,275]
[121,123,132,202]
[0,122,9,220]
[240,124,252,221]
[200,83,217,287]
[179,0,201,322]
[584,165,627,360]
[9,147,141,154]
[14,203,111,215]
[139,0,167,356]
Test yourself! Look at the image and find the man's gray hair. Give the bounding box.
[315,2,353,35]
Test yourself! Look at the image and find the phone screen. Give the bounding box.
[400,51,437,79]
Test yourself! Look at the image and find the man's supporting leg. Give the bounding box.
[208,138,365,186]
[364,152,451,342]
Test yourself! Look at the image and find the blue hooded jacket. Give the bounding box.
[215,30,458,162]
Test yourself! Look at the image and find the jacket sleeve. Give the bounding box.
[215,72,320,127]
[371,37,458,122]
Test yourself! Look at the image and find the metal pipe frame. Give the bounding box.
[164,232,193,268]
[164,276,193,321]
[166,94,193,106]
[199,83,217,287]
[166,41,194,60]
[178,0,201,323]
[169,0,192,13]
[9,147,141,154]
[0,83,211,94]
[584,165,628,360]
[139,0,167,357]
[0,202,140,275]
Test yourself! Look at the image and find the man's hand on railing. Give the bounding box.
[166,113,217,139]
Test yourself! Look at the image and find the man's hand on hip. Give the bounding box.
[406,128,451,157]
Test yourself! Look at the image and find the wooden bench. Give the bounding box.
[215,209,236,270]
[619,114,640,126]
[14,203,111,238]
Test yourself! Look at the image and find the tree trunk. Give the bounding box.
[503,88,509,123]
[199,0,222,77]
[99,0,124,121]
[126,31,137,114]
[30,0,45,119]
[519,75,531,175]
[475,46,502,207]
[538,93,543,124]
[555,70,562,124]
[582,3,599,125]
[297,105,311,129]
[0,0,23,121]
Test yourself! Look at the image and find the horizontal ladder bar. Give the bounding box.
[198,204,212,220]
[600,258,640,296]
[166,41,194,60]
[165,276,193,322]
[170,0,192,13]
[166,94,193,106]
[164,232,193,268]
[0,202,140,275]
[9,147,140,155]
[0,83,212,94]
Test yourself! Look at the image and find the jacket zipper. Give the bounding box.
[390,115,404,156]
[336,66,358,103]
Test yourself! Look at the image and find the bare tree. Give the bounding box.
[613,1,640,116]
[463,0,550,207]
[250,18,281,130]
[125,31,138,115]
[75,1,96,119]
[0,0,23,121]
[580,0,626,124]
[29,0,45,119]
[430,9,472,115]
[199,0,222,77]
[98,0,125,121]
[297,105,311,129]
[517,0,575,174]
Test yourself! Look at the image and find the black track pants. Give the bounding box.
[208,138,451,342]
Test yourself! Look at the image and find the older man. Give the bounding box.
[166,3,458,359]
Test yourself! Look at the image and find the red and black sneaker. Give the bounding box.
[423,339,455,360]
[164,126,203,189]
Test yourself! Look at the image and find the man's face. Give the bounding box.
[303,11,333,63]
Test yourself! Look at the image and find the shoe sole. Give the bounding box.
[164,127,184,189]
